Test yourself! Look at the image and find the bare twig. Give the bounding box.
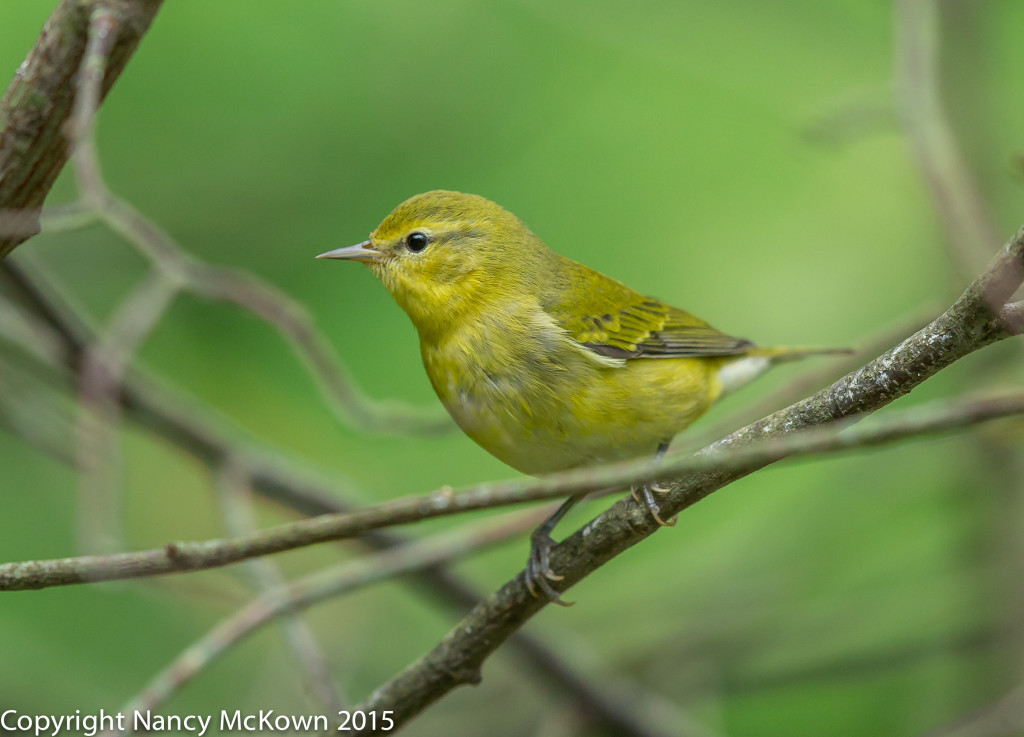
[39,202,102,233]
[800,88,896,148]
[0,353,75,466]
[183,259,449,435]
[0,289,69,367]
[2,386,1023,591]
[215,460,347,713]
[0,203,101,238]
[69,7,118,204]
[893,0,999,278]
[75,269,179,554]
[102,509,550,737]
[1,259,94,362]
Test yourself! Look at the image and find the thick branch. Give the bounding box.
[0,0,163,259]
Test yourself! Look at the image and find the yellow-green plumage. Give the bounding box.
[321,190,818,477]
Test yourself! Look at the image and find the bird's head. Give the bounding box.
[319,190,552,337]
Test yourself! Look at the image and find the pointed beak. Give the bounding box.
[316,240,382,263]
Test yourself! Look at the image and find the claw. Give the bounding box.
[526,577,536,598]
[633,483,678,527]
[525,530,573,606]
[650,482,672,493]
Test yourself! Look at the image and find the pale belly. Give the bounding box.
[422,336,726,475]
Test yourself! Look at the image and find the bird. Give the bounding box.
[318,190,844,603]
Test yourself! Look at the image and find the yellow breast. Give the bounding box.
[419,303,724,475]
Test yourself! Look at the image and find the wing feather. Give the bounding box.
[543,258,752,360]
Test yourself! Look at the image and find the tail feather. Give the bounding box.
[746,346,854,364]
[717,345,852,395]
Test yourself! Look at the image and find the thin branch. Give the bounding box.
[0,203,100,238]
[102,509,549,737]
[0,353,76,466]
[2,386,1023,592]
[215,460,347,713]
[69,6,118,207]
[0,259,93,362]
[40,202,102,233]
[347,228,1024,734]
[0,287,69,368]
[800,87,896,148]
[893,0,999,279]
[0,0,163,259]
[75,268,178,554]
[182,258,450,435]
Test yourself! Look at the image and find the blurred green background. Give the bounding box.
[2,1,1023,735]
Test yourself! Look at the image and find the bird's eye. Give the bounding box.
[406,232,429,253]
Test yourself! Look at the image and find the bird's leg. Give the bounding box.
[630,442,677,527]
[526,443,673,604]
[525,494,581,606]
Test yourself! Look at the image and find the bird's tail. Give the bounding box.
[746,345,855,364]
[717,346,852,395]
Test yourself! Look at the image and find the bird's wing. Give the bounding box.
[543,259,753,360]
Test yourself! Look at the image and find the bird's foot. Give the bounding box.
[631,482,678,527]
[525,529,573,607]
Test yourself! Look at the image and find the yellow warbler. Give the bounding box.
[319,190,842,602]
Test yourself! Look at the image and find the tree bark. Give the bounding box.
[0,0,163,259]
